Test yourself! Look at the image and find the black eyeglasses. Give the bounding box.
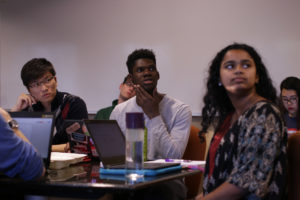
[124,82,134,87]
[281,96,298,104]
[29,76,55,89]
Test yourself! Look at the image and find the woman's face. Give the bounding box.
[219,49,259,97]
[281,89,298,117]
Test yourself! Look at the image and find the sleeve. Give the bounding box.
[0,116,44,181]
[146,104,192,159]
[95,107,113,120]
[227,104,286,197]
[94,110,103,120]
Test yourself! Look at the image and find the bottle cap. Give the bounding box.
[126,112,144,129]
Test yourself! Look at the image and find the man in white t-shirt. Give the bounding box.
[110,49,192,200]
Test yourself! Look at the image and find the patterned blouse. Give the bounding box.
[203,101,287,200]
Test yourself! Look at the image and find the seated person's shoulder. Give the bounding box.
[95,106,113,120]
[162,95,191,113]
[250,101,281,117]
[61,92,88,111]
[62,92,86,104]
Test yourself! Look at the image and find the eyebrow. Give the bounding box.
[222,60,253,67]
[32,76,52,83]
[282,95,297,98]
[137,64,155,68]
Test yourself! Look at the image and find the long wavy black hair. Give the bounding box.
[200,43,277,135]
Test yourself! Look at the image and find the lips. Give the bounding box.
[143,78,153,84]
[43,93,50,98]
[232,77,246,83]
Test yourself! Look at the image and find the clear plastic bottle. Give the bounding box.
[125,112,144,179]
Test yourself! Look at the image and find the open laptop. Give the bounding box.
[9,112,55,167]
[84,120,181,176]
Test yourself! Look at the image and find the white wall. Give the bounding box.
[1,0,300,114]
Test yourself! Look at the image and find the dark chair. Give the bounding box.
[287,132,300,200]
[183,125,206,199]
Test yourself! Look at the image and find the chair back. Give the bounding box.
[287,132,300,200]
[183,125,206,199]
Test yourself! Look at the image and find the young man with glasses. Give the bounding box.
[280,76,300,136]
[11,58,88,152]
[94,75,136,120]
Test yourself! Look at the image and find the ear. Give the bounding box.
[119,83,123,90]
[54,76,58,86]
[27,89,37,101]
[157,71,160,80]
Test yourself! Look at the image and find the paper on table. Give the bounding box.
[50,152,87,169]
[146,159,205,171]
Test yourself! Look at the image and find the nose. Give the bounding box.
[39,83,48,91]
[143,68,152,75]
[234,64,243,74]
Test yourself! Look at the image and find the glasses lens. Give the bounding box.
[282,96,298,104]
[125,82,133,87]
[29,76,54,88]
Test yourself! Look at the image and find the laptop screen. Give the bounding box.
[9,112,54,166]
[84,120,125,167]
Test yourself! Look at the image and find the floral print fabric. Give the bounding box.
[203,101,287,200]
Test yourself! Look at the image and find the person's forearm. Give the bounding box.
[202,182,247,200]
[52,144,68,152]
[14,129,30,143]
[147,115,190,158]
[0,108,31,143]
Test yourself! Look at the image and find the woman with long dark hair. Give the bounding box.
[198,43,287,200]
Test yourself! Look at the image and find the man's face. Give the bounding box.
[131,58,159,94]
[28,72,57,104]
[119,81,136,100]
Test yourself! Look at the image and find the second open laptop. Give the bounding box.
[9,112,55,167]
[84,120,181,176]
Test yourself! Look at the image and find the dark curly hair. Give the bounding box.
[126,49,156,74]
[280,76,300,128]
[21,58,56,88]
[200,43,277,135]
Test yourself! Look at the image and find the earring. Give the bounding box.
[218,82,222,86]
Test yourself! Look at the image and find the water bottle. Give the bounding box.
[125,112,144,179]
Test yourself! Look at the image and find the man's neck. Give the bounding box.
[118,95,127,104]
[42,102,52,112]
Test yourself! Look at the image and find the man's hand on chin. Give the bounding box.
[135,85,162,119]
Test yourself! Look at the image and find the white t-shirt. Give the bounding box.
[110,95,192,160]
